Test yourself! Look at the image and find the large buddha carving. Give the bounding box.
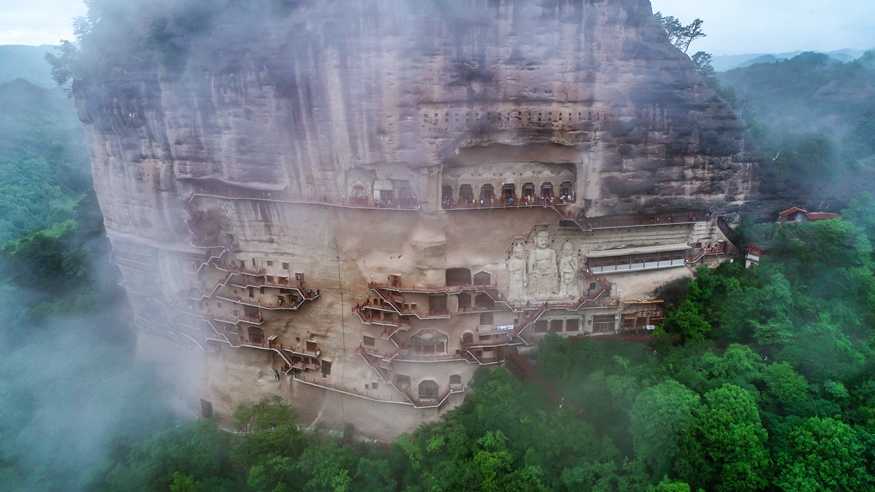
[506,240,528,304]
[527,231,559,300]
[559,241,579,299]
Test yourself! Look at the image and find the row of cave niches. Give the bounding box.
[422,108,672,130]
[441,181,575,209]
[420,109,612,132]
[423,109,612,125]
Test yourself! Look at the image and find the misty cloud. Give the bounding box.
[0,0,87,45]
[652,0,875,55]
[0,318,175,491]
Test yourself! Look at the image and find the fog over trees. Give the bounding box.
[0,1,874,491]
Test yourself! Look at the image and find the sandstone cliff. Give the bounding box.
[73,0,753,438]
[76,0,752,236]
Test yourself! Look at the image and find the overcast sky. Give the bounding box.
[653,0,875,54]
[0,0,87,45]
[0,0,872,55]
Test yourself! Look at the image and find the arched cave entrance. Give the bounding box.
[560,181,574,201]
[446,268,472,286]
[248,326,265,345]
[411,330,448,354]
[541,182,554,199]
[459,184,474,204]
[474,293,495,309]
[461,332,475,346]
[458,293,471,310]
[449,374,463,389]
[418,380,439,400]
[395,374,411,391]
[398,182,416,207]
[479,184,495,204]
[351,184,367,204]
[441,185,453,206]
[473,271,491,286]
[501,183,516,204]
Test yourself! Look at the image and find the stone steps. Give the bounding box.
[691,222,715,243]
[589,227,692,243]
[587,231,692,246]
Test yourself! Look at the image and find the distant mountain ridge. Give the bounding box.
[718,50,875,215]
[3,43,867,80]
[0,45,58,88]
[713,48,869,72]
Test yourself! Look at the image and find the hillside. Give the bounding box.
[3,4,875,491]
[0,45,57,88]
[0,76,89,243]
[718,51,875,210]
[0,46,154,492]
[712,48,868,72]
[720,52,875,143]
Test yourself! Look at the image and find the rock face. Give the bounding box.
[77,0,753,439]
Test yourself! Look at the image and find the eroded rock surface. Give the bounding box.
[76,0,753,439]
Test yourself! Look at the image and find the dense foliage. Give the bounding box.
[0,47,175,492]
[80,199,875,492]
[0,130,174,492]
[654,13,874,207]
[0,77,89,244]
[653,12,706,55]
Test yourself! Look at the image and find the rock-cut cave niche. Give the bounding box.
[344,165,420,208]
[440,144,578,208]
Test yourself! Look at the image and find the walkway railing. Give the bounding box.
[513,304,548,339]
[369,280,502,296]
[352,306,405,328]
[357,347,466,408]
[586,211,709,230]
[591,258,686,275]
[189,192,422,212]
[686,241,735,266]
[364,287,452,321]
[442,196,574,211]
[201,332,463,410]
[512,281,614,341]
[202,317,325,367]
[188,248,320,322]
[228,275,320,299]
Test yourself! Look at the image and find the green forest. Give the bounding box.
[0,52,176,491]
[2,7,875,491]
[717,51,875,201]
[81,203,875,492]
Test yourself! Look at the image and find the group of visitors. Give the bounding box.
[443,192,576,209]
